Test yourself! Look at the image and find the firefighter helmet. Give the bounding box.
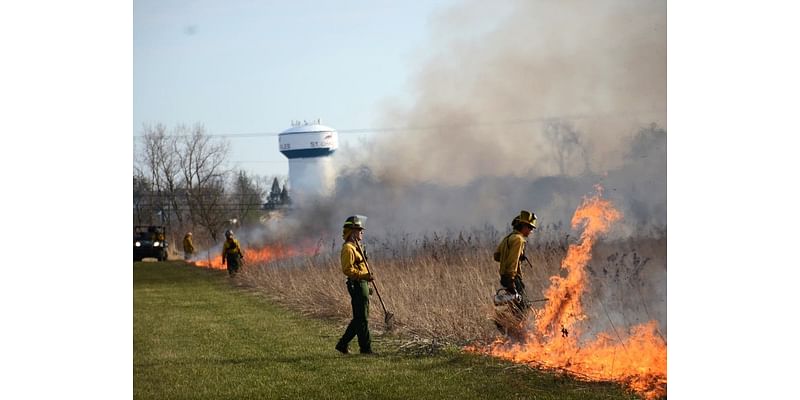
[515,210,537,229]
[343,215,365,230]
[225,229,234,238]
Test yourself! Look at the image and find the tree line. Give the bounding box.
[133,123,290,247]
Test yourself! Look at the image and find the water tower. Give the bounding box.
[278,119,338,203]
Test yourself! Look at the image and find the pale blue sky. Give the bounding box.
[134,0,461,178]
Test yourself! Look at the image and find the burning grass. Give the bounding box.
[136,261,639,400]
[471,189,665,399]
[188,190,666,398]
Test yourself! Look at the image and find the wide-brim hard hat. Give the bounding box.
[343,215,366,230]
[517,210,537,229]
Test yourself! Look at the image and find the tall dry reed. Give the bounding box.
[238,227,666,345]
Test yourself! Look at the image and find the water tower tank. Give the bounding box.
[278,120,338,203]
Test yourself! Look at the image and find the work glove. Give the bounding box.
[519,254,528,262]
[366,273,375,282]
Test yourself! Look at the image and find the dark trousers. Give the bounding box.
[226,254,242,276]
[500,275,529,317]
[338,279,371,352]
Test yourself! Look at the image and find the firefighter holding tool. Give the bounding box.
[493,210,537,325]
[335,215,375,355]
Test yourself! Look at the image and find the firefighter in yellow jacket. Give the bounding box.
[494,210,537,317]
[183,232,195,261]
[335,215,374,355]
[221,230,244,276]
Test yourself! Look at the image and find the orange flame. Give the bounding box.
[194,240,320,270]
[469,186,667,399]
[536,185,621,336]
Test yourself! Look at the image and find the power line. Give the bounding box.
[230,160,287,164]
[132,109,663,140]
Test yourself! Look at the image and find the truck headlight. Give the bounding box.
[135,242,141,247]
[153,241,161,247]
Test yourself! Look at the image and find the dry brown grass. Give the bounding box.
[238,227,666,345]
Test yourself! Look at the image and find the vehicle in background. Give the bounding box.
[134,225,168,261]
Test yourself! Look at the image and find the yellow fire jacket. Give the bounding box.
[341,241,370,280]
[495,230,526,279]
[183,235,194,253]
[222,238,243,258]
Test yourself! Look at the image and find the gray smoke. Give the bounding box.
[355,0,666,184]
[241,1,667,345]
[285,0,666,239]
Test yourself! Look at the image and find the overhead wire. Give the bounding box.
[131,109,664,140]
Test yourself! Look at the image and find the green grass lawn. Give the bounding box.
[134,261,639,399]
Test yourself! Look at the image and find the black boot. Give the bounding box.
[335,342,349,354]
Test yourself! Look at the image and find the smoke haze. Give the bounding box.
[317,0,666,236]
[232,0,667,356]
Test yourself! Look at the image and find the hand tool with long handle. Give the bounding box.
[356,242,395,330]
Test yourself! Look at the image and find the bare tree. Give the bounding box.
[544,120,591,175]
[189,178,230,242]
[135,123,181,227]
[133,174,153,225]
[134,122,282,245]
[627,123,666,160]
[174,123,231,241]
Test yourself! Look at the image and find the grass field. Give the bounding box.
[239,234,666,345]
[134,261,639,399]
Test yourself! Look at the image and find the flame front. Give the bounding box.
[536,186,621,337]
[194,241,318,270]
[470,186,667,399]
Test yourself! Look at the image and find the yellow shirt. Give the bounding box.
[341,241,370,280]
[183,236,194,253]
[495,230,526,278]
[222,238,242,257]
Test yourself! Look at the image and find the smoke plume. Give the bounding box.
[318,0,666,236]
